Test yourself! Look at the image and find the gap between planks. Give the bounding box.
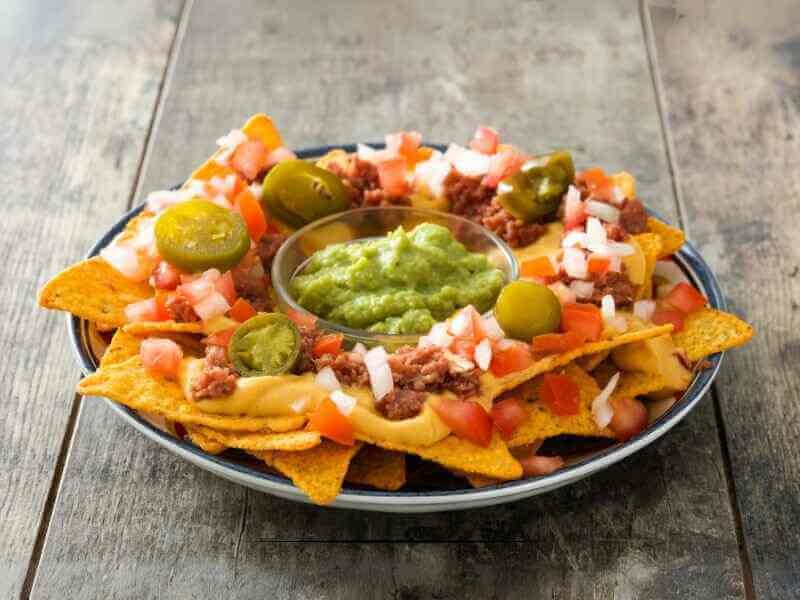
[639,2,756,599]
[18,1,193,598]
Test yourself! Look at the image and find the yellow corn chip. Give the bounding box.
[122,321,206,335]
[632,233,662,300]
[38,257,152,328]
[189,424,319,452]
[612,370,668,399]
[506,364,613,448]
[483,323,674,399]
[99,329,142,367]
[78,356,289,432]
[465,473,499,488]
[673,308,754,362]
[647,217,685,258]
[345,446,406,491]
[185,427,228,455]
[356,431,522,481]
[575,350,610,372]
[252,441,361,505]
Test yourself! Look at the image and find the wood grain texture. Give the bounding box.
[0,1,182,598]
[31,0,745,598]
[648,1,800,598]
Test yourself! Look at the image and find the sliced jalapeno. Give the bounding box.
[228,313,301,376]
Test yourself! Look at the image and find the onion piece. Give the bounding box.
[414,157,452,197]
[215,129,248,165]
[315,367,341,392]
[330,390,357,416]
[608,256,622,272]
[633,299,656,321]
[585,200,620,223]
[449,306,478,338]
[587,240,635,257]
[427,322,454,348]
[562,248,588,279]
[443,350,475,373]
[601,294,616,321]
[585,217,607,246]
[562,231,588,249]
[570,280,595,299]
[290,396,311,414]
[548,281,577,305]
[100,243,151,282]
[609,315,628,333]
[592,372,620,428]
[145,188,196,213]
[474,338,492,371]
[365,346,394,400]
[611,186,626,206]
[480,313,505,339]
[192,291,230,321]
[654,260,690,286]
[444,144,491,177]
[351,343,367,357]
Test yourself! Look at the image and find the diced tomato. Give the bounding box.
[124,297,170,323]
[651,308,685,332]
[203,327,237,348]
[531,331,586,356]
[234,188,268,242]
[521,256,557,279]
[609,396,649,441]
[469,126,499,155]
[577,167,613,201]
[229,297,257,322]
[539,373,580,416]
[215,271,237,305]
[451,337,477,361]
[139,338,183,379]
[312,333,344,358]
[151,261,181,290]
[482,149,527,188]
[518,454,565,477]
[308,397,355,445]
[230,139,268,181]
[286,308,317,329]
[664,282,706,315]
[561,303,603,342]
[490,397,527,439]
[432,397,493,447]
[377,157,408,196]
[587,255,611,276]
[386,131,422,163]
[264,146,297,169]
[490,341,534,377]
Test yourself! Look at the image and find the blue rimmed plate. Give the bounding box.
[69,145,725,512]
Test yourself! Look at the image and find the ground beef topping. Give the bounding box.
[374,388,427,421]
[481,199,547,248]
[164,294,198,322]
[443,170,494,220]
[232,248,272,312]
[191,345,238,399]
[314,351,369,387]
[618,198,647,234]
[326,158,381,206]
[257,232,288,272]
[589,271,635,307]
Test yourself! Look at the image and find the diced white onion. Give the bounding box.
[633,300,656,321]
[608,256,622,272]
[248,181,262,198]
[315,367,341,392]
[601,294,616,321]
[562,248,588,279]
[443,350,475,373]
[413,158,452,197]
[592,372,620,428]
[654,260,690,286]
[357,143,380,162]
[609,315,628,332]
[480,313,505,339]
[448,306,476,338]
[351,343,367,357]
[587,241,635,257]
[585,217,607,246]
[566,184,581,204]
[548,281,577,305]
[474,338,492,371]
[145,188,196,213]
[365,346,394,400]
[290,396,311,414]
[562,231,588,249]
[192,291,230,321]
[100,243,151,282]
[427,322,454,348]
[611,186,626,206]
[570,280,595,299]
[215,129,248,165]
[330,390,357,416]
[444,144,491,176]
[585,200,620,224]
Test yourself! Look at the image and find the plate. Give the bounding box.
[68,145,725,513]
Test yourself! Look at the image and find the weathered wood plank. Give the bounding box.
[33,1,744,598]
[648,1,800,598]
[0,1,182,597]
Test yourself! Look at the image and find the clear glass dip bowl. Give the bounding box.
[271,206,519,349]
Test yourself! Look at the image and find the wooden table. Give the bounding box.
[3,1,796,597]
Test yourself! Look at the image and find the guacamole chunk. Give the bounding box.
[289,223,505,334]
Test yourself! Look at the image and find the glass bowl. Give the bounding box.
[271,206,519,348]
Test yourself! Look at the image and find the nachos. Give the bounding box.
[39,116,753,504]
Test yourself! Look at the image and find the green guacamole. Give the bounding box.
[289,223,505,334]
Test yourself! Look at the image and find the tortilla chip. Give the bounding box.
[345,446,406,491]
[252,441,361,505]
[647,217,685,258]
[506,363,613,447]
[77,356,289,431]
[99,329,142,367]
[673,308,754,362]
[185,426,228,455]
[483,322,674,399]
[38,257,152,328]
[632,233,662,300]
[465,473,499,488]
[122,321,206,335]
[189,424,319,452]
[613,370,668,399]
[356,431,522,481]
[575,350,610,372]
